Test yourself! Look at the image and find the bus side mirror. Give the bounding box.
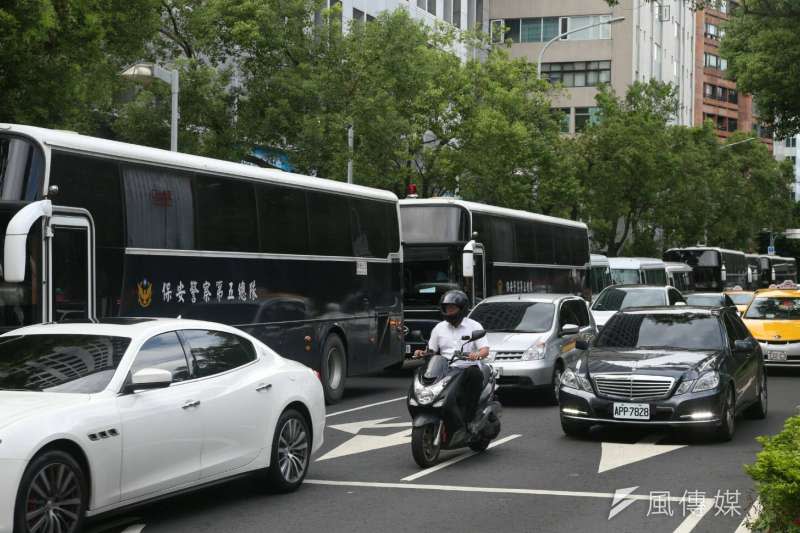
[3,200,52,283]
[462,240,475,278]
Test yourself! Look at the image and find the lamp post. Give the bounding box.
[537,17,625,79]
[121,63,180,152]
[720,136,758,149]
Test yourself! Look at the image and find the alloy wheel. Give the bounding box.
[24,463,82,533]
[277,418,309,484]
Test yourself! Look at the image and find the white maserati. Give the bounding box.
[0,318,325,533]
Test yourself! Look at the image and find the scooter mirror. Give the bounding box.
[470,329,486,341]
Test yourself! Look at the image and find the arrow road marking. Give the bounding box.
[317,418,415,461]
[598,433,687,474]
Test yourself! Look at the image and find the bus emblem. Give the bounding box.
[138,280,153,308]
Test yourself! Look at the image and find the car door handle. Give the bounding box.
[182,400,200,409]
[256,383,272,392]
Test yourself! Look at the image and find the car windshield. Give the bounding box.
[686,294,724,307]
[0,334,131,393]
[728,293,753,305]
[596,313,724,350]
[611,269,640,285]
[744,297,800,320]
[592,288,665,311]
[470,302,555,333]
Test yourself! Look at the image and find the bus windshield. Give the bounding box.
[400,206,467,243]
[403,245,461,306]
[610,268,640,285]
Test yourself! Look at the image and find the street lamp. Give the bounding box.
[121,63,180,152]
[720,136,758,149]
[537,17,625,79]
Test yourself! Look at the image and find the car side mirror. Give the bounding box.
[470,329,486,341]
[561,324,580,336]
[734,339,755,352]
[575,339,590,351]
[125,368,173,393]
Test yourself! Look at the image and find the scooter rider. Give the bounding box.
[414,290,490,431]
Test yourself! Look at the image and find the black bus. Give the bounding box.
[0,124,403,402]
[758,255,798,287]
[663,247,748,290]
[400,198,590,354]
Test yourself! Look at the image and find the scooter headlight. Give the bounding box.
[414,375,452,405]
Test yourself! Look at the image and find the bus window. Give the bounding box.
[257,184,309,254]
[308,192,352,256]
[350,199,396,258]
[122,165,195,249]
[194,175,257,252]
[0,136,44,201]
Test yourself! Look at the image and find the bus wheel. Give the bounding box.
[321,335,347,404]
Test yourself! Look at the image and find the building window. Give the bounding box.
[704,22,724,40]
[493,15,609,44]
[453,0,461,28]
[561,15,612,40]
[704,113,739,132]
[704,53,728,71]
[575,107,600,132]
[704,83,738,104]
[788,156,796,165]
[552,108,571,133]
[541,61,611,87]
[352,8,365,22]
[427,0,436,16]
[786,137,797,148]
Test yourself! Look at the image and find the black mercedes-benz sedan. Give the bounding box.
[558,306,767,441]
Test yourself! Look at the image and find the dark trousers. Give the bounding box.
[457,365,484,426]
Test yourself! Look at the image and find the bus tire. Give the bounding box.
[321,334,347,404]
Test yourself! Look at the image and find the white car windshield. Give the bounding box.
[592,288,665,311]
[0,334,131,393]
[470,302,555,333]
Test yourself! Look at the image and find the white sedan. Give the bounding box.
[0,318,325,533]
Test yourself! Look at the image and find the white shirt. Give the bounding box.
[428,317,490,368]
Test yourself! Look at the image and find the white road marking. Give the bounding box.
[734,498,762,533]
[608,486,640,520]
[598,433,687,473]
[672,499,715,533]
[401,434,522,482]
[326,396,406,418]
[329,417,412,435]
[120,525,147,533]
[305,478,688,501]
[317,428,413,461]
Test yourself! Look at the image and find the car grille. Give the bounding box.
[494,351,524,361]
[592,374,675,400]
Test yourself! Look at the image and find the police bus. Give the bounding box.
[663,246,748,291]
[0,124,403,402]
[400,198,590,354]
[758,254,798,287]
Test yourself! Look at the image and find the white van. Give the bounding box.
[665,261,694,292]
[609,257,668,286]
[589,254,613,298]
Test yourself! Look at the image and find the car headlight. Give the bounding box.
[561,369,592,392]
[693,371,720,393]
[523,342,546,361]
[673,379,695,395]
[414,375,452,405]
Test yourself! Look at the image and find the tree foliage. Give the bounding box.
[721,0,800,137]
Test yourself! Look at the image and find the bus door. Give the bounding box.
[46,214,95,322]
[473,244,486,303]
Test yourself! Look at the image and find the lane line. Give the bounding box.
[120,525,147,533]
[326,396,406,418]
[305,479,688,502]
[734,498,762,533]
[672,499,715,533]
[401,434,522,482]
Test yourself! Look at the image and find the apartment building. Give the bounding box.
[489,0,696,133]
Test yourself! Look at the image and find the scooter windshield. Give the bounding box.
[423,355,450,381]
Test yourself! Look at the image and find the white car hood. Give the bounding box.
[0,391,90,430]
[591,310,617,327]
[486,332,548,352]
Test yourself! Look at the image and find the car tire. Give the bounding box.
[746,370,768,420]
[14,449,88,533]
[560,416,591,439]
[544,363,564,405]
[321,334,347,404]
[411,424,441,468]
[711,388,736,442]
[261,409,311,493]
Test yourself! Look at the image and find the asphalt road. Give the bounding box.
[89,367,800,533]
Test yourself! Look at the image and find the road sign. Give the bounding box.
[768,246,776,256]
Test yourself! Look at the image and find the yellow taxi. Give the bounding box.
[724,287,755,315]
[741,281,800,366]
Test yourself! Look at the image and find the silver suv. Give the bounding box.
[468,294,596,403]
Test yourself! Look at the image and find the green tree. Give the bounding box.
[0,0,161,131]
[721,0,800,137]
